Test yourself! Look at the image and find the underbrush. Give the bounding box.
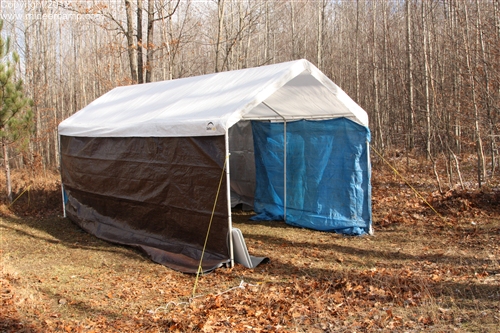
[0,169,61,217]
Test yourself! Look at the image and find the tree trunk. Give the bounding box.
[463,1,486,187]
[316,0,325,70]
[494,0,500,172]
[452,1,462,155]
[125,0,138,83]
[2,137,12,202]
[355,0,360,102]
[145,0,155,83]
[137,0,144,83]
[406,0,415,151]
[264,0,269,62]
[372,2,383,150]
[290,1,296,59]
[215,0,225,73]
[422,1,432,158]
[245,17,251,69]
[382,1,390,148]
[447,142,465,190]
[475,0,496,175]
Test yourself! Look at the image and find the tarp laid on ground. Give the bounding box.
[58,59,372,273]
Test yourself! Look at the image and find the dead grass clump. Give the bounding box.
[0,169,61,217]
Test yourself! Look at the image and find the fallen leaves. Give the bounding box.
[1,163,499,332]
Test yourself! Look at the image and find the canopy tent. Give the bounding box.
[58,59,371,273]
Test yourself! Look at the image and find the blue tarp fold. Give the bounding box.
[251,118,371,235]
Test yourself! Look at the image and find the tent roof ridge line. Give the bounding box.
[224,59,310,130]
[59,59,368,138]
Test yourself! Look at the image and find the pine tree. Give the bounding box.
[0,20,33,202]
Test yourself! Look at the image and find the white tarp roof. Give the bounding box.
[58,59,368,137]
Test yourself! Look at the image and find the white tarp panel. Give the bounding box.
[58,59,368,137]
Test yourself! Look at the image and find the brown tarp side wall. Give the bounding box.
[60,135,229,273]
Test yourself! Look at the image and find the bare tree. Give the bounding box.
[316,0,326,70]
[406,0,415,151]
[125,0,139,83]
[145,0,155,83]
[459,1,486,187]
[137,0,144,83]
[214,0,225,72]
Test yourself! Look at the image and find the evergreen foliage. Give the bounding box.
[0,20,33,140]
[0,19,33,201]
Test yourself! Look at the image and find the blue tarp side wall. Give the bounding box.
[251,118,371,235]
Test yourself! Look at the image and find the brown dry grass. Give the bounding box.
[1,157,499,332]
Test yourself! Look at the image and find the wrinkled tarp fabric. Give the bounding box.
[228,121,256,209]
[57,60,368,138]
[60,135,229,273]
[251,118,371,235]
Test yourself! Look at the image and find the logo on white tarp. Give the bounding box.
[206,121,216,132]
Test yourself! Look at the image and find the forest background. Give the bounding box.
[0,0,498,191]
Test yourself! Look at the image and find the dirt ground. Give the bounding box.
[1,158,499,332]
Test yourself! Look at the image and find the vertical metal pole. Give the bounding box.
[61,184,66,218]
[367,140,373,235]
[58,135,67,218]
[225,132,234,268]
[283,120,287,221]
[261,102,288,222]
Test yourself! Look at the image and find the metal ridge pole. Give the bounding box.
[262,102,287,221]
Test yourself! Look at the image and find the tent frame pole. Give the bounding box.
[58,135,66,218]
[367,140,373,235]
[225,132,234,268]
[262,102,287,221]
[283,120,287,221]
[243,114,349,121]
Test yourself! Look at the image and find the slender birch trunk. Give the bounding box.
[372,3,382,150]
[463,1,486,187]
[406,0,415,151]
[317,0,324,70]
[422,2,432,159]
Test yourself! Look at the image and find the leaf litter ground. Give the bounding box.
[1,158,499,332]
